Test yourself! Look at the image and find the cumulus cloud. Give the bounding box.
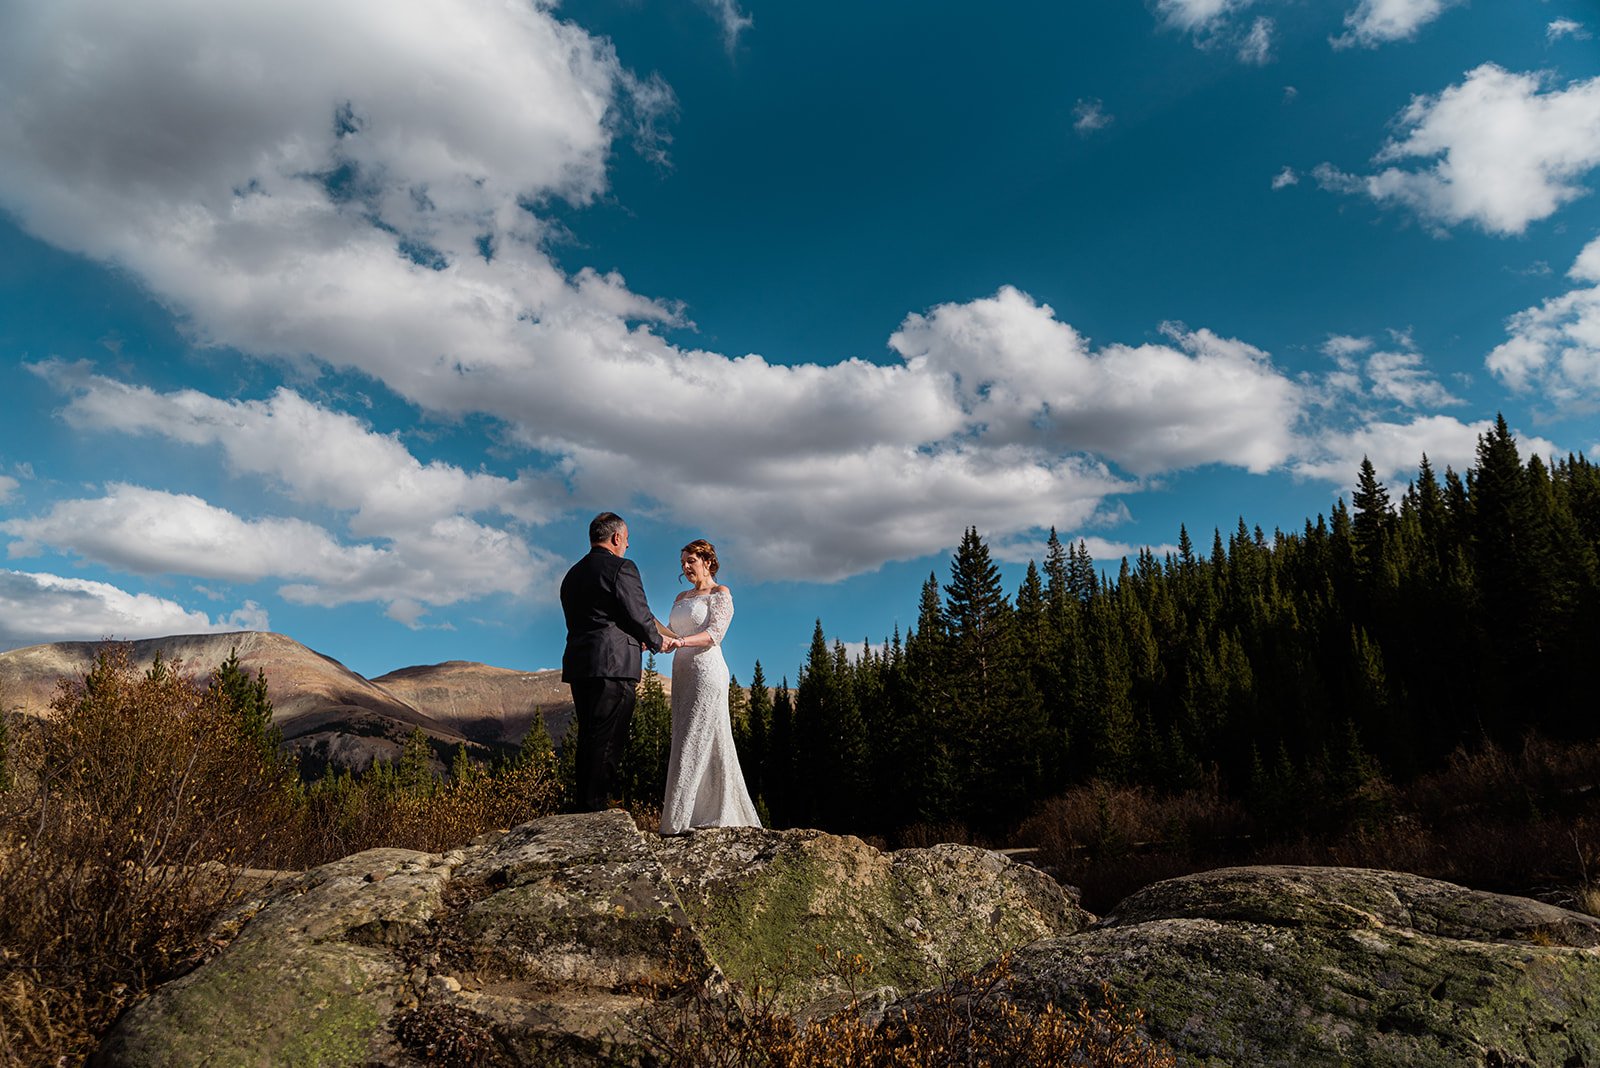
[0,570,266,648]
[1073,99,1113,135]
[1315,64,1600,235]
[1271,167,1299,190]
[0,0,1314,592]
[29,361,563,533]
[1548,19,1590,43]
[1365,349,1461,408]
[1294,415,1562,487]
[1312,332,1459,410]
[1486,234,1600,410]
[887,288,1303,477]
[0,475,16,502]
[1334,0,1461,48]
[1,482,548,624]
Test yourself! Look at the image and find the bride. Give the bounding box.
[659,538,762,835]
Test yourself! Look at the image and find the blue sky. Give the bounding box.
[1,0,1598,685]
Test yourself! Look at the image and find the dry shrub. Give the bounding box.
[0,647,293,1066]
[0,649,563,1066]
[640,951,1176,1067]
[1014,776,1250,911]
[1406,735,1600,824]
[1017,736,1600,916]
[628,798,665,836]
[276,756,560,869]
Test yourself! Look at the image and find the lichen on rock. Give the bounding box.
[1004,865,1600,1068]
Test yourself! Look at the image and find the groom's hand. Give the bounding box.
[660,635,680,652]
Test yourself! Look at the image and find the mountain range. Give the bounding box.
[0,631,665,775]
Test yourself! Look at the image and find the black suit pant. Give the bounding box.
[570,677,637,812]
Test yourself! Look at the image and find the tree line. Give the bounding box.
[671,416,1600,840]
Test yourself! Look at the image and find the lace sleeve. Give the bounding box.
[704,589,734,646]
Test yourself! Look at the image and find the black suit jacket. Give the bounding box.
[560,547,665,682]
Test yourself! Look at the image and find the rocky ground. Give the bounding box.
[96,812,1600,1067]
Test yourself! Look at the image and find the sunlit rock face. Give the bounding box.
[97,811,1087,1066]
[1005,865,1600,1068]
[97,816,1600,1068]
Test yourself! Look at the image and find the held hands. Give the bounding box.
[660,635,681,653]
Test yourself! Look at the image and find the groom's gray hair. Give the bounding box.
[589,512,627,544]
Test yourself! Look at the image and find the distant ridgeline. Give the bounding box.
[726,416,1600,838]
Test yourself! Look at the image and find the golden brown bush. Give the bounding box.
[0,646,294,1065]
[0,648,562,1066]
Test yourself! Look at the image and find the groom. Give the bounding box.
[560,512,676,811]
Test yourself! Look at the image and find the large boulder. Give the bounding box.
[1005,865,1600,1068]
[98,812,1086,1066]
[655,826,1086,1013]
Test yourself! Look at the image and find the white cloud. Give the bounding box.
[1365,349,1461,408]
[1,483,546,620]
[1321,335,1373,358]
[1334,0,1461,48]
[0,475,16,502]
[700,0,753,51]
[887,288,1303,477]
[1312,332,1459,409]
[1154,0,1274,62]
[1548,19,1590,43]
[1486,234,1600,409]
[0,570,267,648]
[1316,65,1600,235]
[1294,415,1562,487]
[29,362,563,533]
[0,0,1314,590]
[1283,86,1299,104]
[1272,167,1299,191]
[1239,17,1273,64]
[1157,0,1249,35]
[1073,99,1113,135]
[991,533,1179,569]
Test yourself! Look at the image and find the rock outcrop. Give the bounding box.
[1005,865,1600,1067]
[97,818,1600,1068]
[98,811,1087,1066]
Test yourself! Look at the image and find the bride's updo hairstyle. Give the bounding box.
[681,538,719,577]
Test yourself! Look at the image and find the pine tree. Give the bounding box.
[557,719,580,810]
[1351,456,1395,589]
[745,660,771,805]
[621,657,672,805]
[395,727,436,798]
[518,711,557,775]
[944,528,1015,708]
[767,679,795,825]
[450,743,483,784]
[208,647,282,770]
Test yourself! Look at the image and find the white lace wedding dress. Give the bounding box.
[660,589,762,835]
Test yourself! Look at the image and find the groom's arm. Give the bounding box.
[613,559,666,653]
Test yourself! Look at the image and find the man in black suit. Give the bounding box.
[560,512,677,811]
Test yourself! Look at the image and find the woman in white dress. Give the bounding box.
[659,539,762,835]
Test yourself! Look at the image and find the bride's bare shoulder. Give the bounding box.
[713,584,731,597]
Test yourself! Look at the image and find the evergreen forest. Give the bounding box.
[624,416,1600,845]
